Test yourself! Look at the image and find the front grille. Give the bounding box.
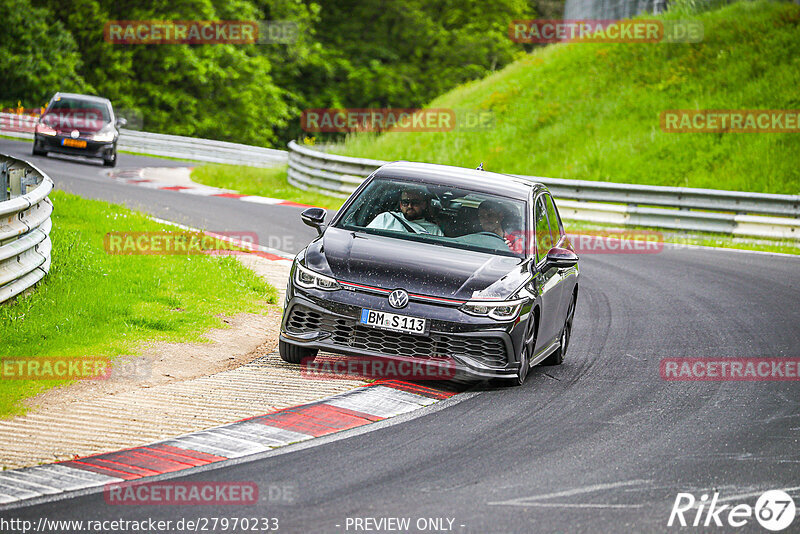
[286,304,508,368]
[438,334,507,367]
[349,325,435,356]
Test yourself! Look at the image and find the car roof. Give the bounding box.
[51,93,112,106]
[373,161,544,200]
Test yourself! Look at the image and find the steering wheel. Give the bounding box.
[475,231,506,241]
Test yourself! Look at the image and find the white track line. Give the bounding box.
[488,479,651,507]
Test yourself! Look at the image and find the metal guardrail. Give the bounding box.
[288,141,383,197]
[287,140,800,240]
[3,112,797,239]
[0,112,287,167]
[0,154,53,304]
[117,129,287,167]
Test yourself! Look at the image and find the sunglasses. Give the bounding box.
[400,198,424,207]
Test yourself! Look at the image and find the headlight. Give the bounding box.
[460,298,525,320]
[92,127,116,142]
[36,123,56,136]
[294,263,341,291]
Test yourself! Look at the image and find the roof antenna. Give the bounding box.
[476,163,484,171]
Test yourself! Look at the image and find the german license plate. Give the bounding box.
[360,309,427,335]
[62,138,87,148]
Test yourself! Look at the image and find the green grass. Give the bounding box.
[191,164,345,210]
[0,191,277,418]
[335,1,800,195]
[0,134,33,143]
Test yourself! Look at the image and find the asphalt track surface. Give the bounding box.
[2,138,799,533]
[0,138,321,255]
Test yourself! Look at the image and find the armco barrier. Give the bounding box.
[117,129,287,167]
[287,141,800,240]
[0,154,53,304]
[3,111,797,239]
[0,112,287,168]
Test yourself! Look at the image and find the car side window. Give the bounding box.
[535,196,552,263]
[544,194,563,244]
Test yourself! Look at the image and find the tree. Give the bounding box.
[0,0,88,107]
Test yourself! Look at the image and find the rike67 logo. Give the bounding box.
[669,490,795,531]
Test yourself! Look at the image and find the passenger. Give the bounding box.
[477,200,524,254]
[367,185,444,236]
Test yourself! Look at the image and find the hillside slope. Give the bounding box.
[338,1,800,194]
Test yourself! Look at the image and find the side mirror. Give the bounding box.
[301,207,326,235]
[115,117,127,128]
[544,247,578,270]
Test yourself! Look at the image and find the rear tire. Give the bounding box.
[279,339,318,364]
[542,296,575,366]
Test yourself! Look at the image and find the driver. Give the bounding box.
[367,185,444,236]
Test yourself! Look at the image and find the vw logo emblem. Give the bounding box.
[388,289,409,309]
[70,130,79,139]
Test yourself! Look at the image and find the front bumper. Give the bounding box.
[281,287,526,380]
[35,134,116,159]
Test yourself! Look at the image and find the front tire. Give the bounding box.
[32,143,46,157]
[103,150,117,167]
[279,339,318,364]
[542,296,575,366]
[512,312,537,386]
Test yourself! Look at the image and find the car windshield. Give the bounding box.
[44,98,111,124]
[336,177,528,258]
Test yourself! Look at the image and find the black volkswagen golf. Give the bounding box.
[32,92,125,167]
[280,162,579,385]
